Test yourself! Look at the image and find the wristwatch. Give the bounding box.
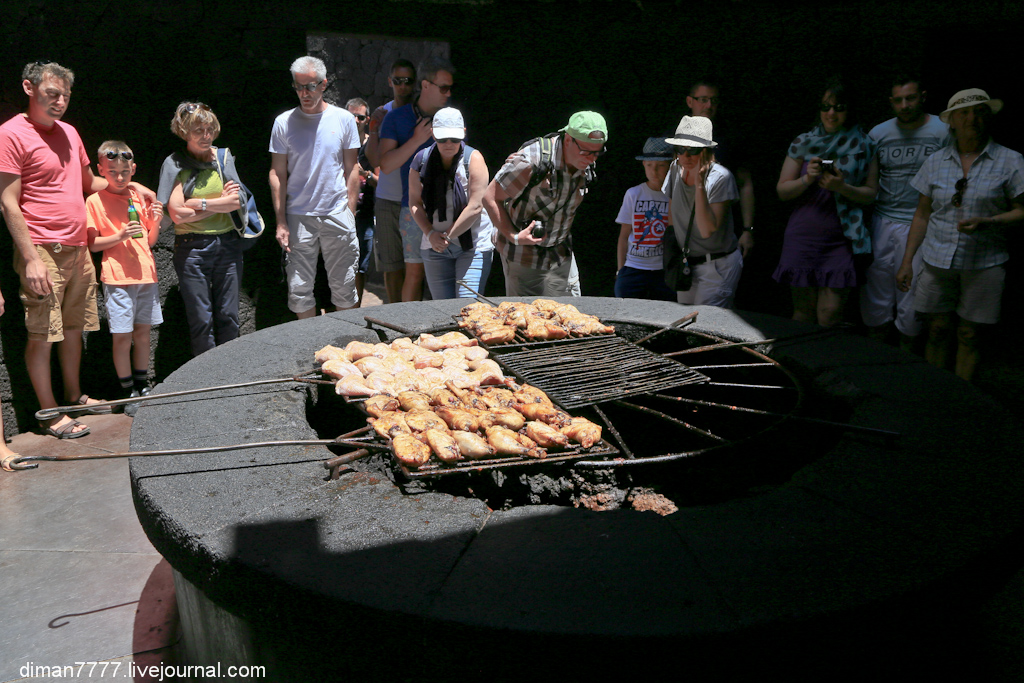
[201,198,207,211]
[512,232,519,246]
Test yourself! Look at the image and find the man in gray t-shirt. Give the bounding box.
[860,76,949,348]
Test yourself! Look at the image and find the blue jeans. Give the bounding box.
[614,265,676,301]
[421,243,493,300]
[173,232,242,356]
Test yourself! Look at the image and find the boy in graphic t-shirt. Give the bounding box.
[86,141,163,416]
[614,137,676,300]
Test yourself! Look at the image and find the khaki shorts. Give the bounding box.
[914,262,1005,325]
[373,198,404,272]
[15,244,100,342]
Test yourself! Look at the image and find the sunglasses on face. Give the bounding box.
[292,80,323,92]
[353,114,368,122]
[571,136,605,158]
[952,177,968,208]
[692,96,721,105]
[391,77,414,86]
[676,147,704,156]
[427,80,453,95]
[103,151,134,161]
[820,103,848,113]
[436,138,461,144]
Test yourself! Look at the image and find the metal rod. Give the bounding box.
[455,279,502,307]
[592,404,633,459]
[663,328,842,357]
[649,394,901,437]
[705,382,793,390]
[612,400,726,442]
[34,371,329,421]
[5,436,386,471]
[324,449,372,479]
[633,311,699,345]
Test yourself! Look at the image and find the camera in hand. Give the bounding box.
[820,159,836,174]
[531,222,546,239]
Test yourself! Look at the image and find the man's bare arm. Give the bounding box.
[0,172,51,295]
[269,152,290,252]
[344,147,359,215]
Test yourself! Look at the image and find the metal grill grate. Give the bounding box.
[491,336,710,409]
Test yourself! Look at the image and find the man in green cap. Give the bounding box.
[484,111,606,296]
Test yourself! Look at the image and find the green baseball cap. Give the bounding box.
[561,111,608,144]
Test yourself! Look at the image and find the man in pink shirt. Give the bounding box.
[0,62,152,438]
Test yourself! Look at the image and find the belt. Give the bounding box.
[42,243,81,254]
[693,249,737,264]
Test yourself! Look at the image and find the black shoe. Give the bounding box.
[124,389,142,417]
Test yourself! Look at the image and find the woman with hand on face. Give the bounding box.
[157,102,244,356]
[408,107,495,299]
[662,116,742,307]
[774,77,878,327]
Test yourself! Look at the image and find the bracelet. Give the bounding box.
[512,232,519,246]
[201,198,207,211]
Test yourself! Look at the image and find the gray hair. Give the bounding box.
[345,97,368,111]
[290,56,327,81]
[417,56,455,86]
[22,61,75,88]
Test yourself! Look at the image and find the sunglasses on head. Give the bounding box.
[184,102,211,114]
[952,177,968,208]
[292,79,323,92]
[820,103,848,113]
[103,151,133,161]
[391,77,414,86]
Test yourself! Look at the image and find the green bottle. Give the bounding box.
[128,200,144,239]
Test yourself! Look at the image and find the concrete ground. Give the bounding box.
[2,294,1024,680]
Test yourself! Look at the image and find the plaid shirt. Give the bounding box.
[493,135,589,269]
[911,140,1024,269]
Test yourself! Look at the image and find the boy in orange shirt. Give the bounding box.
[86,141,163,416]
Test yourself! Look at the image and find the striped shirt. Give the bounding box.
[911,140,1024,269]
[493,135,590,269]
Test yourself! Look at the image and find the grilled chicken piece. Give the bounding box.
[444,380,488,411]
[460,302,494,317]
[392,370,423,393]
[531,299,562,312]
[423,429,462,463]
[430,387,463,408]
[561,417,603,448]
[476,387,516,409]
[315,344,350,364]
[368,411,411,439]
[461,346,490,362]
[485,426,545,458]
[417,331,477,351]
[391,433,431,469]
[397,390,432,412]
[513,383,554,406]
[442,367,479,389]
[475,324,516,345]
[321,359,361,379]
[474,407,526,431]
[389,337,415,351]
[354,355,388,376]
[440,347,471,370]
[515,401,562,424]
[559,314,614,335]
[452,431,496,460]
[363,394,400,417]
[525,318,569,340]
[344,340,378,361]
[405,409,451,434]
[433,406,480,432]
[408,348,444,369]
[525,420,570,448]
[363,371,398,396]
[336,374,376,397]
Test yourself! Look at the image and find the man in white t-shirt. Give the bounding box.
[861,75,949,349]
[269,55,360,318]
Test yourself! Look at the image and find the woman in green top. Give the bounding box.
[157,102,243,356]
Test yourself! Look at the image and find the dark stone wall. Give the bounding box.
[1,0,1019,436]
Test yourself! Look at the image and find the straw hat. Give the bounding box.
[940,88,1003,123]
[665,116,717,148]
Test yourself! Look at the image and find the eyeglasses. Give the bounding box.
[436,138,461,144]
[426,80,453,95]
[391,77,414,86]
[952,177,968,208]
[571,136,605,159]
[820,103,848,113]
[676,147,704,156]
[292,80,323,92]
[103,151,134,161]
[184,103,211,114]
[691,96,721,105]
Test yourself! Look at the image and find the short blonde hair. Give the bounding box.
[170,102,221,141]
[97,140,133,159]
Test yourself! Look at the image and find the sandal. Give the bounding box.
[69,394,111,415]
[1,451,21,472]
[42,418,91,440]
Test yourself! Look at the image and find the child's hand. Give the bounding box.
[150,201,164,220]
[125,221,145,239]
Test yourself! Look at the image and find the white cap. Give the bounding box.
[432,107,465,140]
